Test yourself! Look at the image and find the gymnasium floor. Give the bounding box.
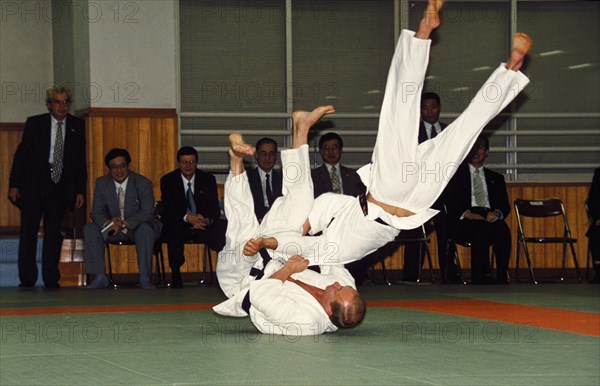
[1,282,598,386]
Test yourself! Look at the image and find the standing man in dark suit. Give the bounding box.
[444,134,511,284]
[246,137,283,222]
[8,85,87,288]
[311,132,365,198]
[84,149,161,289]
[402,92,459,282]
[160,146,226,288]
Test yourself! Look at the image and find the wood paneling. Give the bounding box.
[84,108,179,275]
[1,118,594,274]
[0,123,25,227]
[382,183,592,271]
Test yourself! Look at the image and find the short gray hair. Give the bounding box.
[45,84,72,104]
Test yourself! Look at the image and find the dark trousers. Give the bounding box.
[402,212,458,282]
[453,218,511,282]
[18,178,67,287]
[164,219,227,270]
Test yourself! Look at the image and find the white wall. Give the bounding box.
[0,0,178,123]
[0,0,54,122]
[88,0,177,108]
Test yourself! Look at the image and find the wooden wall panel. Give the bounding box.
[382,183,593,271]
[1,117,595,276]
[83,108,179,275]
[0,124,23,227]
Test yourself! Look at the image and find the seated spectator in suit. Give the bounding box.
[401,92,459,283]
[246,137,283,222]
[586,167,600,283]
[444,135,511,284]
[84,148,162,289]
[160,146,227,288]
[311,132,366,198]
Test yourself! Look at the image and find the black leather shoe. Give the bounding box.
[45,282,61,289]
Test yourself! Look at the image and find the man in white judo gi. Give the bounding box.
[214,106,366,336]
[245,0,532,269]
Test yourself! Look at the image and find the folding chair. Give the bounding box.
[377,224,436,284]
[105,239,164,287]
[445,238,484,285]
[154,201,215,286]
[514,197,581,284]
[105,201,165,288]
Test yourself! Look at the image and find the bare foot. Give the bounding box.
[506,32,532,71]
[229,133,255,156]
[416,0,444,39]
[291,105,335,148]
[228,133,254,175]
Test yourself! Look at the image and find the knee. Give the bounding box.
[134,222,155,241]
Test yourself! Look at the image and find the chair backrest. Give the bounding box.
[514,198,563,218]
[514,197,573,238]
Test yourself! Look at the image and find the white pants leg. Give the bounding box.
[363,30,529,214]
[216,171,261,298]
[216,145,313,297]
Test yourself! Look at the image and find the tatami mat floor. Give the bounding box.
[1,283,598,385]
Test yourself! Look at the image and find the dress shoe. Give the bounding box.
[45,282,61,289]
[140,280,156,290]
[18,282,35,288]
[85,275,109,289]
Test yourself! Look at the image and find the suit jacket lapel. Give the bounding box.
[42,114,52,161]
[320,165,333,190]
[194,171,203,202]
[105,176,119,217]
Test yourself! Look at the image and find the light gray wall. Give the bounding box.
[88,0,177,108]
[0,0,177,123]
[0,0,54,122]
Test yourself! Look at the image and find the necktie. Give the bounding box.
[473,169,487,207]
[331,166,341,194]
[118,186,125,220]
[429,123,438,139]
[51,121,64,183]
[265,173,274,207]
[187,181,197,214]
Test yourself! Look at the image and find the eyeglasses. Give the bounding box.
[178,160,197,166]
[50,99,71,106]
[322,145,340,151]
[109,163,128,170]
[257,151,277,159]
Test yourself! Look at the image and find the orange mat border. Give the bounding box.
[368,299,600,337]
[1,299,598,337]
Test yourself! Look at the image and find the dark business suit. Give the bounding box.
[246,167,283,221]
[9,113,86,287]
[444,162,511,283]
[160,169,226,270]
[83,172,161,282]
[586,168,600,281]
[311,164,366,198]
[403,120,457,281]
